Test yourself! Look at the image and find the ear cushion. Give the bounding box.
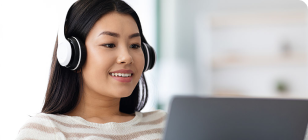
[141,43,156,72]
[66,36,87,71]
[146,44,156,70]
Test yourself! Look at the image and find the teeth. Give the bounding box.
[110,73,132,77]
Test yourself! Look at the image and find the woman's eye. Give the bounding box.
[130,44,141,49]
[102,44,115,48]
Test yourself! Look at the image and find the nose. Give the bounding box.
[116,47,133,64]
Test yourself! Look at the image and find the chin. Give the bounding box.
[112,90,134,98]
[113,93,132,98]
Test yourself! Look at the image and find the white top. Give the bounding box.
[16,110,166,140]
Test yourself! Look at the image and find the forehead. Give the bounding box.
[89,11,139,36]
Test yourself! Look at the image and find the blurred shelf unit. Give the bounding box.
[208,10,308,69]
[201,10,308,97]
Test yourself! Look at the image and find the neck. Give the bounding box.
[66,89,124,119]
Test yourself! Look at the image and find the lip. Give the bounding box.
[110,76,132,82]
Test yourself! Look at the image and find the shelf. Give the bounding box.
[210,10,308,28]
[212,53,308,68]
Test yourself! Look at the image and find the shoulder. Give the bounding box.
[16,113,59,140]
[136,110,167,125]
[18,113,55,130]
[141,110,167,118]
[130,110,167,139]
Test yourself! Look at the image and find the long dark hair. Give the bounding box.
[42,0,148,114]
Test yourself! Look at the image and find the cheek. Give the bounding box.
[134,50,145,72]
[82,47,115,87]
[85,47,108,71]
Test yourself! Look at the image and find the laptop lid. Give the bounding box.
[163,96,308,140]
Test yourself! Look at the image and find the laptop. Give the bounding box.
[163,96,308,140]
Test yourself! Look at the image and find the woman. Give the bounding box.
[16,0,166,139]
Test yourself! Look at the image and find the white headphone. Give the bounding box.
[57,0,86,71]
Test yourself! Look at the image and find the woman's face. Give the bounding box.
[82,12,144,98]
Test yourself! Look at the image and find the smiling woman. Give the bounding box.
[16,0,165,139]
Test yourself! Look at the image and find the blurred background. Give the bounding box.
[0,0,307,139]
[155,0,308,110]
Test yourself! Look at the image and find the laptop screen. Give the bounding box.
[163,96,308,140]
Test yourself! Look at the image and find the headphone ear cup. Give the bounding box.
[66,37,87,70]
[141,43,156,72]
[147,45,156,70]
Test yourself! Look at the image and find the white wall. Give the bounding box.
[0,0,57,139]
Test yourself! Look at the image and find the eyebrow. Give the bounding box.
[98,31,140,39]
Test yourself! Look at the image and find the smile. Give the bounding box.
[109,73,133,82]
[109,73,133,77]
